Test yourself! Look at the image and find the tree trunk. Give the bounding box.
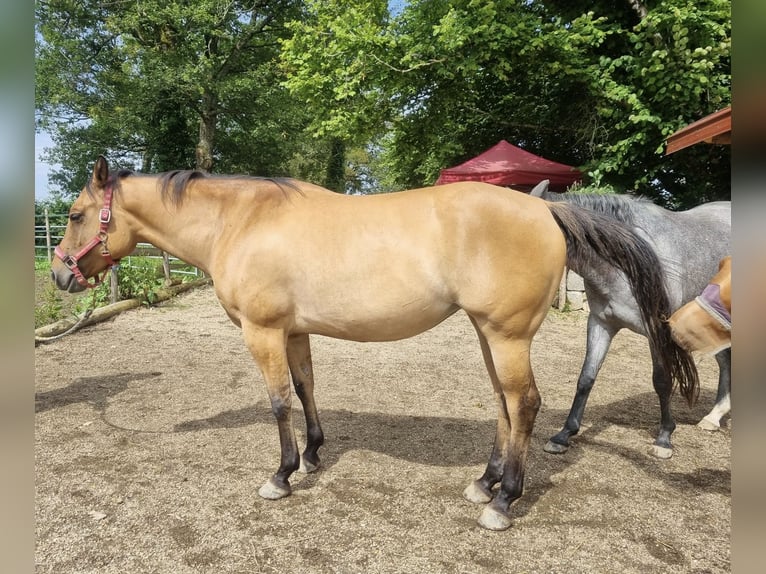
[142,150,155,173]
[325,138,346,193]
[195,91,217,172]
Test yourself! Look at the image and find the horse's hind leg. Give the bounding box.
[649,353,675,459]
[287,334,324,472]
[544,317,615,454]
[476,336,541,531]
[699,348,731,431]
[463,321,508,504]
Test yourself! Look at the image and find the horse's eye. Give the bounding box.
[69,213,83,223]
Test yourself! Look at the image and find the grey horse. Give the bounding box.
[530,181,731,458]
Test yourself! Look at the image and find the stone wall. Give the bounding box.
[553,268,588,312]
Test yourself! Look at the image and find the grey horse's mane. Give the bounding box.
[548,192,655,227]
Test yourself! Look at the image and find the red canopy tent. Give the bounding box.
[434,140,582,192]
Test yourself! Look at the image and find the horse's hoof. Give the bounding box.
[543,440,569,454]
[478,506,512,531]
[698,417,721,432]
[463,480,492,504]
[650,445,673,459]
[258,478,291,500]
[299,456,319,474]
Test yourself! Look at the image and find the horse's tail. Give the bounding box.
[546,201,699,406]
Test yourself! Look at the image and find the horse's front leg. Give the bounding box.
[544,317,615,454]
[699,348,731,431]
[287,334,325,473]
[242,323,300,500]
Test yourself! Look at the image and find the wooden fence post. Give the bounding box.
[110,267,120,303]
[162,251,172,285]
[44,208,52,263]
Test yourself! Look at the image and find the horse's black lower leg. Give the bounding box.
[699,348,731,430]
[464,399,510,504]
[650,358,676,458]
[467,433,505,502]
[287,334,324,472]
[714,348,731,405]
[479,387,540,531]
[545,318,615,454]
[292,378,324,470]
[464,320,508,504]
[245,325,300,500]
[481,452,526,529]
[262,395,301,496]
[545,372,596,452]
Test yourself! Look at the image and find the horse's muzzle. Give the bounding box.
[51,269,87,293]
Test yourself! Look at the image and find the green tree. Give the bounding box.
[281,0,730,206]
[36,0,322,197]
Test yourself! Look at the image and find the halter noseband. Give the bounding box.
[54,182,119,289]
[694,283,731,331]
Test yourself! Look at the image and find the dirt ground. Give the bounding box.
[35,285,730,574]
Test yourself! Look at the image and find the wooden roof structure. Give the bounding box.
[665,106,731,154]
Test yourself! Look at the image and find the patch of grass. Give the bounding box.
[34,260,86,328]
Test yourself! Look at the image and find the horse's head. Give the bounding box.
[51,156,136,293]
[668,256,732,355]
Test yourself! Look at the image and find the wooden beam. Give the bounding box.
[666,106,731,155]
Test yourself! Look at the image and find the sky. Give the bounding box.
[35,130,57,201]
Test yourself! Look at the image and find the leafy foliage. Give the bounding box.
[37,1,730,207]
[36,0,339,196]
[281,0,730,206]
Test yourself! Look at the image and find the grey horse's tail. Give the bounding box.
[546,201,700,406]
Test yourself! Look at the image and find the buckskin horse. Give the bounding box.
[531,183,730,451]
[51,157,697,530]
[669,256,731,429]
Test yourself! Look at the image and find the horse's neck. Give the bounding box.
[121,179,223,273]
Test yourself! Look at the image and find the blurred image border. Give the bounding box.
[731,0,766,571]
[1,3,34,573]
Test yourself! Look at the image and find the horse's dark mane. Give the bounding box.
[156,170,304,204]
[86,168,302,204]
[549,193,656,227]
[158,170,207,204]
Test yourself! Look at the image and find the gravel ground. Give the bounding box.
[35,285,730,573]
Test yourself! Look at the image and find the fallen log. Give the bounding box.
[35,278,212,343]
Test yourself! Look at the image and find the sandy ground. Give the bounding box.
[35,285,730,573]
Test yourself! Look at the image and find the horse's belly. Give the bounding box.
[294,298,459,342]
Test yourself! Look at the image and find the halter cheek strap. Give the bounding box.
[54,183,119,289]
[694,283,731,331]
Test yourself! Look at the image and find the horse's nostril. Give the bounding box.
[50,271,56,282]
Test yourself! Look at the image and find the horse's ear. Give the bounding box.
[92,155,109,188]
[530,179,550,198]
